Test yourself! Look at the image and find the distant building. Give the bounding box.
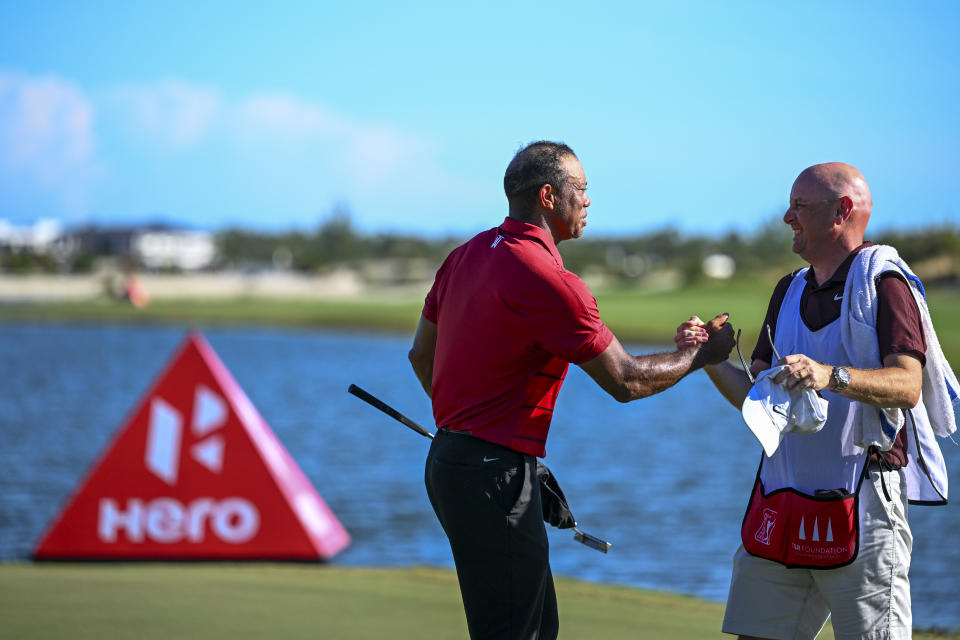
[702,253,736,279]
[0,219,64,253]
[69,225,139,258]
[65,224,217,271]
[133,229,216,271]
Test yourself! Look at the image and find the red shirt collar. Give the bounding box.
[498,217,564,266]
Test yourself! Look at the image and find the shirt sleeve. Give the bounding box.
[422,246,458,324]
[876,272,926,366]
[422,280,439,324]
[751,273,794,364]
[538,271,614,365]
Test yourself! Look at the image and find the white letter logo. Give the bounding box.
[144,386,228,484]
[99,498,145,543]
[145,399,182,485]
[98,497,259,544]
[145,498,186,543]
[214,498,259,543]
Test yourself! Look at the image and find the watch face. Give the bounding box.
[834,367,850,390]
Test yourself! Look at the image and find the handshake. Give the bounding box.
[674,313,736,366]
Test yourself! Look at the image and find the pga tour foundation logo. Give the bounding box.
[753,509,837,546]
[755,508,778,545]
[98,387,260,546]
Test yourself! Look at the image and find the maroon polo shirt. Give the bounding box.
[751,242,926,467]
[423,217,614,457]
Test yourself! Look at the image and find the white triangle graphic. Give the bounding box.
[191,436,225,473]
[812,516,820,541]
[145,398,182,485]
[193,386,226,436]
[826,519,833,542]
[798,515,806,540]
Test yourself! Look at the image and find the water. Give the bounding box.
[1,323,958,631]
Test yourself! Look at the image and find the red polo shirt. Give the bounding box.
[422,217,614,457]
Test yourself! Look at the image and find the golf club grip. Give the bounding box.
[348,384,434,439]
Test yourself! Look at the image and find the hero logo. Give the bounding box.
[98,385,260,544]
[754,508,777,546]
[98,497,259,544]
[146,387,226,483]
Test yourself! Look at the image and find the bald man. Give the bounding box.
[680,163,940,640]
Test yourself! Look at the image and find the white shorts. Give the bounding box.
[722,468,912,640]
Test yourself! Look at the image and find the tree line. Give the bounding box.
[219,213,959,287]
[3,210,958,288]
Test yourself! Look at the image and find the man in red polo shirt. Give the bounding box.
[408,140,735,639]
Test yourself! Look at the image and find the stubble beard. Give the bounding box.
[791,227,805,254]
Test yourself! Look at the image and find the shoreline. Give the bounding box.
[2,271,958,369]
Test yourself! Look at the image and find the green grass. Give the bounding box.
[596,280,960,362]
[2,564,953,639]
[2,280,958,365]
[597,277,775,348]
[0,296,425,333]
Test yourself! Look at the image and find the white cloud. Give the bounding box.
[231,91,433,185]
[0,71,98,214]
[109,80,221,146]
[0,71,94,182]
[342,121,428,185]
[234,93,341,139]
[108,82,434,186]
[0,70,479,227]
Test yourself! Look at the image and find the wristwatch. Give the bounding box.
[830,366,851,392]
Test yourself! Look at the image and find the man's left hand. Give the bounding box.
[772,354,832,391]
[674,316,708,349]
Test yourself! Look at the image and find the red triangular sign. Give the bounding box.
[34,332,351,560]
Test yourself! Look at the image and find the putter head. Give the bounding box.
[573,528,612,554]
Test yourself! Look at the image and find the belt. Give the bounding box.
[434,428,526,460]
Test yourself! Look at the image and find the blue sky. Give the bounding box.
[1,1,958,237]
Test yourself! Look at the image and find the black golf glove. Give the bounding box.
[536,460,576,529]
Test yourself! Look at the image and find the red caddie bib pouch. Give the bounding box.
[740,459,867,569]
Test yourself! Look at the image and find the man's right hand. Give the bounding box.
[697,313,735,365]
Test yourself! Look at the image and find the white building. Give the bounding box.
[0,219,63,253]
[133,229,216,271]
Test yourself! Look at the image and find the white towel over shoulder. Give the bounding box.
[841,244,959,451]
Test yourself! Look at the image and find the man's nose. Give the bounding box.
[584,194,591,208]
[783,207,794,224]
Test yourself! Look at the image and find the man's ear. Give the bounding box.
[837,195,854,221]
[538,184,556,210]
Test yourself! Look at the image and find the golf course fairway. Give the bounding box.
[1,564,956,639]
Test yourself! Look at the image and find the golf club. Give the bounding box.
[348,383,611,553]
[348,384,434,439]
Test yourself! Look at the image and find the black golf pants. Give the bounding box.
[425,428,558,640]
